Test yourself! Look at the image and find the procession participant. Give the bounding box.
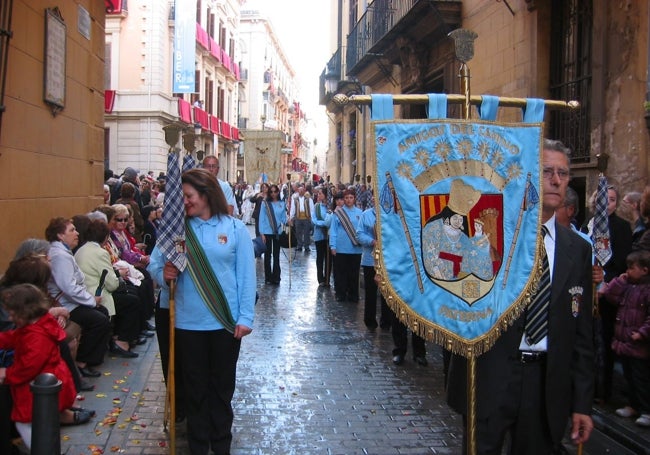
[148,168,256,455]
[446,138,594,454]
[259,184,287,284]
[202,155,236,215]
[289,184,314,252]
[356,199,390,329]
[329,189,363,303]
[312,187,331,286]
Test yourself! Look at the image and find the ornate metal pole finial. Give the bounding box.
[448,29,478,120]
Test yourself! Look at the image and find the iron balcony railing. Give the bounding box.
[346,0,419,73]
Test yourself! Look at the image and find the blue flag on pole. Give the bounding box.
[591,174,612,266]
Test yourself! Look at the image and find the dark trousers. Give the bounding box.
[362,266,390,328]
[59,341,83,393]
[263,235,281,283]
[135,268,156,323]
[0,385,17,455]
[315,239,328,284]
[113,291,142,343]
[462,359,555,455]
[155,306,185,418]
[596,300,617,401]
[177,328,241,455]
[391,317,426,358]
[333,253,361,301]
[295,218,311,248]
[70,305,111,366]
[620,355,650,414]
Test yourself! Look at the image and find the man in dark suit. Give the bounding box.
[446,139,594,454]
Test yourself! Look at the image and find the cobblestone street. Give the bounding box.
[60,233,462,455]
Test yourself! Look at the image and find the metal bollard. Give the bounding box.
[30,373,61,455]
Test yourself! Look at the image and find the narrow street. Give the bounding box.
[57,228,648,454]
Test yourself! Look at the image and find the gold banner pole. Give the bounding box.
[451,28,478,455]
[165,279,177,454]
[336,93,579,111]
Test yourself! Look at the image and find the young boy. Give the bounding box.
[599,250,650,427]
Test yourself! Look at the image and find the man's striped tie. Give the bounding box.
[525,226,551,345]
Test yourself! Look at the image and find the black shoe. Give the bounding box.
[78,366,101,378]
[145,321,156,331]
[413,356,428,366]
[110,341,139,358]
[365,320,378,330]
[61,409,93,426]
[79,381,95,392]
[70,406,96,417]
[131,337,147,346]
[392,355,405,365]
[140,330,155,338]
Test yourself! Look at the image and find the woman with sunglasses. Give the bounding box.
[259,184,287,284]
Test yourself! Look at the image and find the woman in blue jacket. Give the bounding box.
[258,184,287,285]
[148,169,256,455]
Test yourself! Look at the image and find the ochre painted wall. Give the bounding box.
[0,0,105,270]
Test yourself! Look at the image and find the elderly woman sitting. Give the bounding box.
[102,204,155,342]
[46,217,111,378]
[75,219,141,358]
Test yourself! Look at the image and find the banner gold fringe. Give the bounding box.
[374,233,546,359]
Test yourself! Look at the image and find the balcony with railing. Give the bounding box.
[346,0,461,77]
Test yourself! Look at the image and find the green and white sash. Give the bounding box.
[185,220,236,333]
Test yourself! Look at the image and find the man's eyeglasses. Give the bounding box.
[114,217,128,222]
[542,167,570,181]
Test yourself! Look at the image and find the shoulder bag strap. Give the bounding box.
[185,220,236,333]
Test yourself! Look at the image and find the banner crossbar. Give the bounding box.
[338,93,579,111]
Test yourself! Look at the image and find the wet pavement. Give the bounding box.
[53,226,650,454]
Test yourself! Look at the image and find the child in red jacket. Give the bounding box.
[0,284,91,448]
[599,250,650,427]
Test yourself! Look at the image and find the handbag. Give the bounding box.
[278,225,297,249]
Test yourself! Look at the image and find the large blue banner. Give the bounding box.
[373,95,546,355]
[173,0,197,93]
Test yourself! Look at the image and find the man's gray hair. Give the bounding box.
[543,138,571,158]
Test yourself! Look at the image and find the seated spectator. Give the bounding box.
[115,183,144,242]
[75,220,141,358]
[140,205,158,255]
[104,205,155,341]
[46,217,111,378]
[0,284,93,449]
[1,247,89,392]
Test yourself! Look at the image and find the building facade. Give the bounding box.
[0,0,106,270]
[321,0,650,223]
[239,8,310,184]
[105,0,245,183]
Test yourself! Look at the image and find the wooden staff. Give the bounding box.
[163,279,177,454]
[385,171,424,293]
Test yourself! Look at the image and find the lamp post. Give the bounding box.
[260,114,266,130]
